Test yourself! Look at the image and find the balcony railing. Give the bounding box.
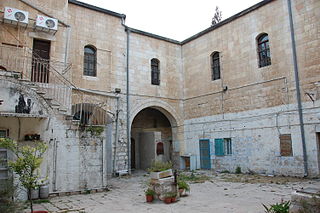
[0,44,112,126]
[0,44,72,113]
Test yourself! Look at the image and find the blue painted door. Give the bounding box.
[199,139,211,169]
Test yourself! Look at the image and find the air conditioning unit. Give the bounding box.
[4,7,29,26]
[35,15,58,32]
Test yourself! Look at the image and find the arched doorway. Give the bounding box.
[131,107,175,170]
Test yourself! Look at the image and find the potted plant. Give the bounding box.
[163,193,172,204]
[163,192,177,204]
[145,188,155,203]
[147,161,173,179]
[0,138,47,213]
[177,180,190,197]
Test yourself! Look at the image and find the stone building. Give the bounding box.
[0,0,319,196]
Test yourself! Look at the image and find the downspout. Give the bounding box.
[121,18,131,174]
[126,28,131,174]
[287,0,308,176]
[112,96,120,175]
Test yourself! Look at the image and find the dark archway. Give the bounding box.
[131,107,173,170]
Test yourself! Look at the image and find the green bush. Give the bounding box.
[0,138,47,213]
[145,188,156,196]
[164,192,177,198]
[235,166,242,174]
[262,200,290,213]
[177,180,190,192]
[86,126,104,136]
[0,179,22,213]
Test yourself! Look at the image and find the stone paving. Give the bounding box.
[31,171,320,213]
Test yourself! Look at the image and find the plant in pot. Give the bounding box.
[147,161,173,179]
[0,138,48,213]
[163,192,177,204]
[145,188,155,203]
[177,180,190,197]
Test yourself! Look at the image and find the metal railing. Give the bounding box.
[0,44,111,125]
[0,44,72,113]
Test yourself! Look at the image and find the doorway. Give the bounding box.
[199,139,211,169]
[32,39,51,83]
[131,107,174,170]
[131,138,135,169]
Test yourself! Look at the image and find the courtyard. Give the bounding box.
[31,171,320,213]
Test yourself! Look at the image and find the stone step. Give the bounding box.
[19,78,31,82]
[36,90,46,95]
[65,115,74,120]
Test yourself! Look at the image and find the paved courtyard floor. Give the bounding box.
[32,171,320,213]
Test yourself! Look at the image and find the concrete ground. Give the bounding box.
[32,171,320,213]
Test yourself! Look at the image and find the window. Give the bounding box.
[280,134,293,156]
[211,52,220,80]
[72,103,107,126]
[156,142,164,155]
[215,138,232,156]
[151,58,160,85]
[257,34,271,67]
[84,45,97,76]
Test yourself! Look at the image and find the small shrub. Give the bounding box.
[164,192,177,198]
[0,179,22,213]
[147,161,172,172]
[177,180,190,192]
[145,188,156,196]
[262,200,290,213]
[235,166,242,174]
[86,126,104,136]
[221,170,230,174]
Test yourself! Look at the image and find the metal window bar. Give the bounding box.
[211,52,220,80]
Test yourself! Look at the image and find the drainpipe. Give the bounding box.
[113,96,120,175]
[121,18,131,174]
[126,28,131,175]
[287,0,308,176]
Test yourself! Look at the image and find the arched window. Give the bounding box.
[211,52,220,80]
[257,34,271,67]
[0,66,7,71]
[84,45,97,76]
[151,58,160,85]
[72,103,107,126]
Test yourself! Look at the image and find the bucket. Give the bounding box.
[39,185,49,199]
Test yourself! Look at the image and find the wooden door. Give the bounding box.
[32,39,51,83]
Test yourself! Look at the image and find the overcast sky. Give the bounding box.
[81,0,261,41]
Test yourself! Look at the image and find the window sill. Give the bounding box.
[83,75,98,81]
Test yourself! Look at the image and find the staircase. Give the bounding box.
[0,44,110,125]
[0,44,72,115]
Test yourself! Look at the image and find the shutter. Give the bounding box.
[280,134,292,156]
[215,138,224,156]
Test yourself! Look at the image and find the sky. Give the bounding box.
[80,0,261,41]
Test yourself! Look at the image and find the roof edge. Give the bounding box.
[181,0,274,44]
[68,0,126,19]
[128,27,181,45]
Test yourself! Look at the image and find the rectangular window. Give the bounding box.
[280,134,293,156]
[215,138,232,156]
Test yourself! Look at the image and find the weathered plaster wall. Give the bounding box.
[184,101,320,176]
[0,77,111,195]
